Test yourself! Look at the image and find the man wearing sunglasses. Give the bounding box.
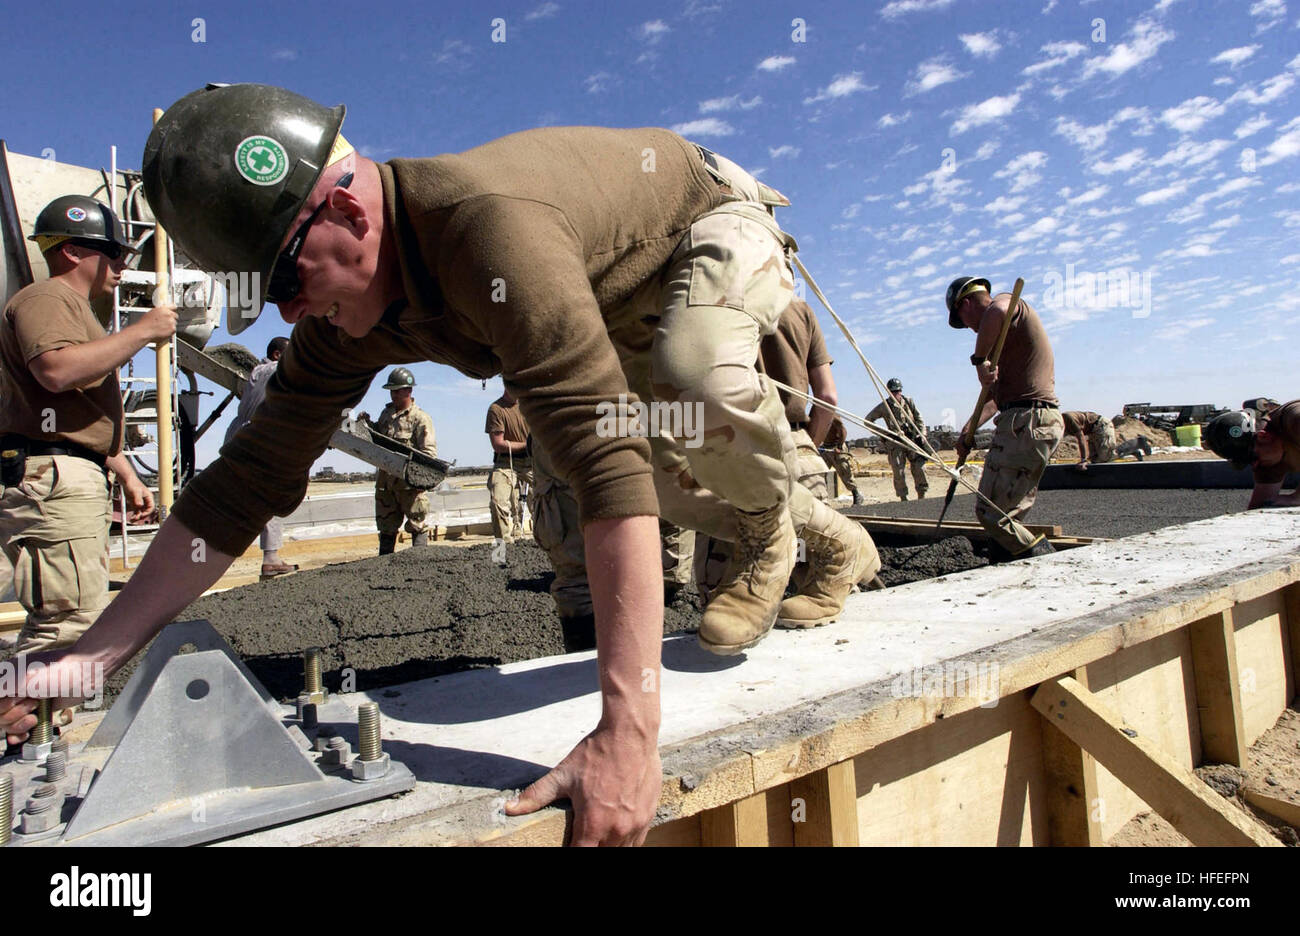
[1,195,175,652]
[1,84,877,846]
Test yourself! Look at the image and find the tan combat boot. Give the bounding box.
[777,499,881,629]
[698,504,795,655]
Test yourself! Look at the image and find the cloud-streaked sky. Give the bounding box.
[3,0,1298,470]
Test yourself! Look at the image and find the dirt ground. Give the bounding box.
[1107,704,1300,846]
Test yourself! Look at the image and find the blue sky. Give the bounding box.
[4,0,1298,470]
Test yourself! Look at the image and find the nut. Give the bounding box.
[313,732,337,753]
[350,751,390,781]
[19,740,52,765]
[321,737,351,766]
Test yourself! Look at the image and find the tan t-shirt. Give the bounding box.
[758,298,832,427]
[1062,411,1102,435]
[1254,399,1300,484]
[0,278,123,456]
[985,295,1056,408]
[486,398,529,444]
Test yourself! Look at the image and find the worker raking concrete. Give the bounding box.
[0,83,876,846]
[371,367,436,554]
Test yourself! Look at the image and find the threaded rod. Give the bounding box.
[303,648,323,695]
[29,700,52,746]
[357,702,381,761]
[0,775,13,846]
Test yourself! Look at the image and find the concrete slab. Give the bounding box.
[1040,458,1300,490]
[227,507,1300,846]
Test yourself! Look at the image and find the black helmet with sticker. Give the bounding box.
[1203,410,1257,470]
[887,378,903,393]
[383,367,416,390]
[945,276,990,328]
[142,83,347,335]
[29,195,132,259]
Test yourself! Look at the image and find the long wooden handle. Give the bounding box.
[152,106,173,517]
[958,277,1024,458]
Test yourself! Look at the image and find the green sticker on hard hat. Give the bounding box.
[66,207,87,222]
[234,135,290,186]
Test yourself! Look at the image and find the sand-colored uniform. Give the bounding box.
[1254,400,1300,485]
[0,279,120,651]
[974,297,1062,554]
[1062,410,1116,463]
[486,398,532,542]
[866,395,928,499]
[225,359,284,551]
[819,418,860,499]
[374,402,437,536]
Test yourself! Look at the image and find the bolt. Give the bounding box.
[19,783,63,836]
[321,735,351,767]
[0,775,12,846]
[51,736,68,754]
[29,700,52,746]
[302,703,318,731]
[45,750,67,783]
[357,702,382,762]
[303,648,326,705]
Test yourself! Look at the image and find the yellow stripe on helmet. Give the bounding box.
[958,280,989,302]
[33,234,70,253]
[327,132,354,166]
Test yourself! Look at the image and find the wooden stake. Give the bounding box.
[790,760,860,846]
[1031,677,1279,846]
[1188,608,1248,766]
[700,791,769,846]
[1038,666,1104,846]
[151,106,173,517]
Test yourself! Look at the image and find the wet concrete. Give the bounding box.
[848,488,1248,540]
[876,537,988,587]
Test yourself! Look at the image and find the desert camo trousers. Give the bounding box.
[1089,420,1118,463]
[0,455,111,652]
[976,406,1064,554]
[375,472,430,536]
[489,461,533,542]
[887,445,928,498]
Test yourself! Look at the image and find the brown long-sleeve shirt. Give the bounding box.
[173,126,726,554]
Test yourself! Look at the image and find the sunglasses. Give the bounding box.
[265,171,354,305]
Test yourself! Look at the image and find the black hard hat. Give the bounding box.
[887,378,903,393]
[142,83,347,335]
[946,276,990,328]
[1203,410,1257,470]
[383,367,415,390]
[29,195,132,259]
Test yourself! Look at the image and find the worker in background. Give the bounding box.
[1205,402,1300,509]
[865,378,928,501]
[1063,410,1151,468]
[1,83,876,846]
[224,336,298,579]
[0,195,173,652]
[946,276,1060,560]
[372,367,436,554]
[485,388,531,543]
[1243,397,1279,422]
[819,417,863,506]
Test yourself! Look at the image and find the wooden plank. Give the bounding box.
[1038,666,1105,846]
[1031,677,1279,847]
[1284,584,1300,704]
[1242,788,1300,828]
[1188,608,1248,766]
[790,761,859,846]
[856,516,1063,537]
[700,791,770,846]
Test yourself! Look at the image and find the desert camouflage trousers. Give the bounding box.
[887,445,928,499]
[489,462,533,543]
[375,472,430,536]
[976,407,1064,553]
[0,455,111,652]
[1088,420,1118,463]
[531,442,694,617]
[823,447,860,498]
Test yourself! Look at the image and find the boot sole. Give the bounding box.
[774,615,833,629]
[697,608,780,655]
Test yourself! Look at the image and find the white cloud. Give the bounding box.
[995,151,1047,192]
[1235,113,1273,138]
[1082,19,1174,79]
[959,32,1001,58]
[983,195,1025,213]
[1210,214,1242,229]
[768,145,800,159]
[995,212,1026,227]
[757,55,796,72]
[1160,96,1226,134]
[525,2,560,20]
[1227,72,1297,106]
[700,95,762,113]
[271,48,298,61]
[1281,253,1300,264]
[638,20,670,42]
[1195,176,1260,203]
[1089,148,1147,175]
[1013,217,1059,243]
[1054,117,1111,150]
[950,93,1021,134]
[880,0,954,18]
[1135,182,1187,205]
[1114,106,1155,135]
[903,182,928,197]
[433,39,473,66]
[842,204,860,220]
[1249,0,1286,33]
[1210,45,1260,68]
[1068,184,1110,205]
[1153,138,1232,168]
[906,58,967,95]
[670,118,735,137]
[805,72,875,104]
[584,72,615,94]
[972,140,999,161]
[877,111,911,128]
[1260,120,1300,166]
[1022,40,1086,76]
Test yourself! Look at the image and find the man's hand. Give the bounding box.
[138,304,178,343]
[976,360,998,387]
[121,474,156,523]
[1076,460,1090,472]
[1,650,90,746]
[505,724,662,845]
